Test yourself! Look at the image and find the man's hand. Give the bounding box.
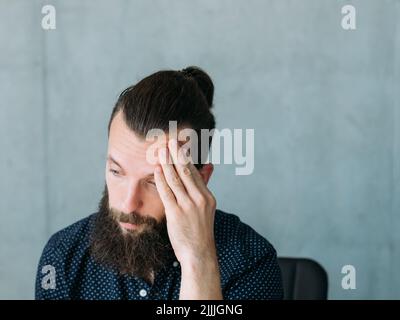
[154,138,222,300]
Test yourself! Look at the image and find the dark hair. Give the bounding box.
[108,66,216,166]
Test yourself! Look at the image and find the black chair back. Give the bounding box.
[278,257,328,300]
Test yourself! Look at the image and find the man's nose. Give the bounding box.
[120,180,143,213]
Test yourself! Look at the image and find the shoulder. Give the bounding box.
[214,210,283,299]
[214,209,277,257]
[35,214,96,299]
[41,213,96,261]
[214,209,278,274]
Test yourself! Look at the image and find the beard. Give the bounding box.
[89,185,174,283]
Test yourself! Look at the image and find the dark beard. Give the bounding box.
[89,186,174,283]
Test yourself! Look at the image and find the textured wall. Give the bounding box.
[0,0,399,299]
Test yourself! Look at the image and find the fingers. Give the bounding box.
[167,139,200,194]
[155,139,214,210]
[158,147,191,206]
[168,139,212,202]
[154,165,177,211]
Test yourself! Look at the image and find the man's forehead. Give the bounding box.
[108,112,188,172]
[108,126,185,156]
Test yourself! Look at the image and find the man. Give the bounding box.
[35,66,283,300]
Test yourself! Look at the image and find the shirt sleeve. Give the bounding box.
[35,235,71,300]
[223,250,284,300]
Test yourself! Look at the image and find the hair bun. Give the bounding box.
[181,66,214,108]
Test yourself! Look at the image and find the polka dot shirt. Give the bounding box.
[35,209,283,300]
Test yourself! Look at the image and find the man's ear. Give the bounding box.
[197,163,214,185]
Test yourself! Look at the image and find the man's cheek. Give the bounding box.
[143,195,165,221]
[106,189,120,211]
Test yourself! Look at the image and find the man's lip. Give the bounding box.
[119,222,138,230]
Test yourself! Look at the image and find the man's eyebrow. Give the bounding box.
[107,155,123,168]
[107,156,155,178]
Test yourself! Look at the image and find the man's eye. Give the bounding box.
[109,169,120,176]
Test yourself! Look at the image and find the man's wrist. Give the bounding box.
[180,245,219,273]
[179,250,223,300]
[181,252,219,275]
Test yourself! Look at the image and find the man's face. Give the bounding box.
[91,111,212,281]
[106,111,165,231]
[89,111,175,281]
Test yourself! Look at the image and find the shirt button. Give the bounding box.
[139,289,147,297]
[173,261,179,267]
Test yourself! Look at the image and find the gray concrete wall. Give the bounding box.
[0,0,399,299]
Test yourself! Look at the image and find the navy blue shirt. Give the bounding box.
[35,209,283,300]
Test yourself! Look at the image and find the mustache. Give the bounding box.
[109,208,160,227]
